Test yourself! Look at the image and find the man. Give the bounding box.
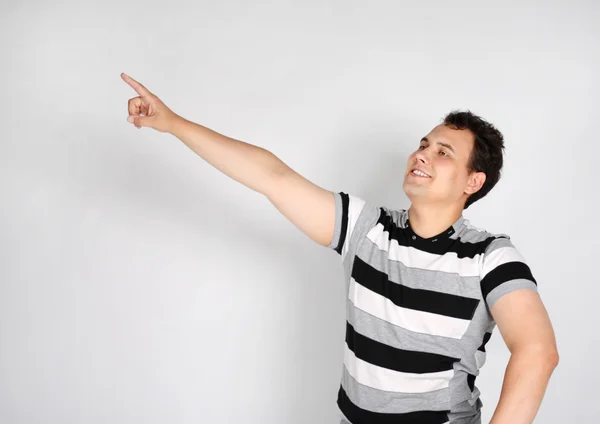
[121,72,558,424]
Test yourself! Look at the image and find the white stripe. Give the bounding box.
[342,196,366,260]
[480,246,526,279]
[344,343,454,393]
[366,224,482,277]
[349,279,471,339]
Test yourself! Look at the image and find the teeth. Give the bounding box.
[413,170,429,177]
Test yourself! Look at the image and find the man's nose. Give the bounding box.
[415,150,430,163]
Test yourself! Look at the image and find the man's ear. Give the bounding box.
[465,171,486,195]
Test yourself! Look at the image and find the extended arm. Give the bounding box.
[122,72,337,247]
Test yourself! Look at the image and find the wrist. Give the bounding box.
[168,114,188,136]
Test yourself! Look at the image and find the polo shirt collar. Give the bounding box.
[403,209,465,243]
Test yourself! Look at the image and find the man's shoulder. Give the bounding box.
[457,218,512,248]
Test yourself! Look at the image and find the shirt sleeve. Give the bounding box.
[480,236,538,310]
[327,191,381,261]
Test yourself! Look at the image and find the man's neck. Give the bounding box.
[407,202,464,239]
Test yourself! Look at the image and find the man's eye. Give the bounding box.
[418,145,426,150]
[439,151,448,157]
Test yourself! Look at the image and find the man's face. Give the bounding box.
[402,124,485,207]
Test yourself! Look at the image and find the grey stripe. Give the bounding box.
[340,199,382,287]
[347,298,463,358]
[340,365,451,413]
[354,236,483,298]
[487,279,538,309]
[455,223,508,244]
[483,236,514,253]
[447,400,482,424]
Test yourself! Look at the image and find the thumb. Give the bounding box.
[127,114,150,128]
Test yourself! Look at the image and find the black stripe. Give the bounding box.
[334,192,350,255]
[338,386,450,424]
[375,209,499,257]
[478,332,492,352]
[345,322,459,374]
[352,256,480,321]
[480,261,537,300]
[467,374,476,392]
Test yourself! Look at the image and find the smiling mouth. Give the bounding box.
[410,169,431,178]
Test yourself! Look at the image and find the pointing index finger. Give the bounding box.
[121,73,152,97]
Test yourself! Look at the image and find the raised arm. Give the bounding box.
[121,72,336,247]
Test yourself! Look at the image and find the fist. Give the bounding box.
[121,72,180,133]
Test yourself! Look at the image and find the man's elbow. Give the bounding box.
[546,348,560,369]
[536,347,560,371]
[513,343,559,370]
[541,341,560,369]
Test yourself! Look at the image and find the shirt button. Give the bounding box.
[412,235,416,240]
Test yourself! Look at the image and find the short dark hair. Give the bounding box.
[442,110,505,209]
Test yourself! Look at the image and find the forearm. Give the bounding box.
[169,116,290,195]
[489,349,558,424]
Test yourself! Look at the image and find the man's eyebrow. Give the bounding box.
[420,137,455,153]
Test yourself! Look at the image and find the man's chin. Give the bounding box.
[403,182,425,195]
[403,187,431,202]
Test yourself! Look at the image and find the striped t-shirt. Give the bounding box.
[327,192,538,424]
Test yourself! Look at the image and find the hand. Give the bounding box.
[121,72,181,133]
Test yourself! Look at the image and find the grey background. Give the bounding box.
[1,1,598,423]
